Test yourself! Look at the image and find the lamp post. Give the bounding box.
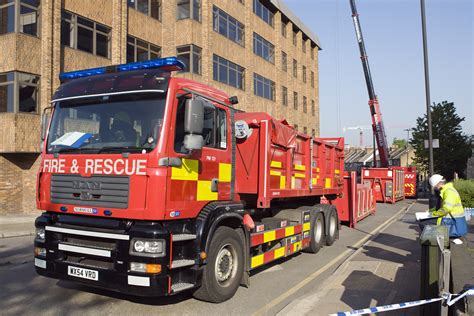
[420,0,434,178]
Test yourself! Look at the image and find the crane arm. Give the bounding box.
[349,0,390,166]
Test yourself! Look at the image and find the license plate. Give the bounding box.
[68,266,98,281]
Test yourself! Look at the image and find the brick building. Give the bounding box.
[0,0,321,214]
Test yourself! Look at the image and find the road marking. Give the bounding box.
[253,202,415,316]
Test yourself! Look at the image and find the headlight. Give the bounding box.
[35,227,45,241]
[130,238,165,257]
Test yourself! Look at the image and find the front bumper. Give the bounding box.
[34,212,201,297]
[34,257,169,296]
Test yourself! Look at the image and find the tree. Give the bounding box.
[392,138,407,148]
[410,101,471,180]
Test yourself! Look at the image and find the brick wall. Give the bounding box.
[0,154,40,214]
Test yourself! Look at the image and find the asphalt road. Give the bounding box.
[0,201,414,315]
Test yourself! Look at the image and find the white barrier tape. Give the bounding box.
[445,288,474,307]
[330,288,474,316]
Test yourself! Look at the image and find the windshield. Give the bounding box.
[47,92,166,154]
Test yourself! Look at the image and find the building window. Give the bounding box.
[311,100,315,116]
[311,71,314,87]
[294,124,298,131]
[128,0,161,20]
[302,39,306,53]
[302,66,307,83]
[282,86,287,106]
[61,11,111,58]
[281,51,287,72]
[293,91,298,110]
[177,0,201,21]
[0,0,40,36]
[311,46,315,60]
[177,44,202,74]
[281,20,287,37]
[303,96,307,113]
[312,128,315,137]
[213,55,245,90]
[126,36,161,62]
[254,73,275,101]
[292,29,297,46]
[292,59,297,78]
[253,33,274,63]
[213,6,244,46]
[0,72,39,113]
[253,0,273,27]
[303,126,307,135]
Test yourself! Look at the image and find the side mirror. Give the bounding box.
[184,98,204,135]
[41,106,53,141]
[184,134,204,151]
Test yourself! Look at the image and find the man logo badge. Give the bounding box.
[72,180,101,190]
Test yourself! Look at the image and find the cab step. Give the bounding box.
[171,259,195,269]
[172,234,197,242]
[171,282,194,293]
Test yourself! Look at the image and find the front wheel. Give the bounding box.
[193,226,244,303]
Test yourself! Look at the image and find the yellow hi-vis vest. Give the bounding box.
[431,182,464,225]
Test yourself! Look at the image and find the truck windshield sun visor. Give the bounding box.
[46,93,166,155]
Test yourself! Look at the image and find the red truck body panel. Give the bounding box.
[361,167,405,204]
[234,113,345,208]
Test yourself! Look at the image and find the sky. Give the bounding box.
[284,0,473,146]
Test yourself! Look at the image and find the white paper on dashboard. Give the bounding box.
[415,211,437,221]
[51,132,87,147]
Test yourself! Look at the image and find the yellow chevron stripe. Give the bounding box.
[303,222,310,231]
[325,178,331,188]
[171,158,198,181]
[271,161,282,168]
[274,247,285,259]
[285,226,295,236]
[294,173,306,178]
[270,170,281,176]
[335,169,340,174]
[280,175,286,189]
[263,230,276,243]
[251,254,264,268]
[294,164,306,171]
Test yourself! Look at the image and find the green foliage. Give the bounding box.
[410,101,471,179]
[392,138,407,148]
[453,179,474,208]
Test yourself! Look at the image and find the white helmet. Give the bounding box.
[429,174,444,187]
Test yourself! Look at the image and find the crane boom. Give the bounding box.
[349,0,390,167]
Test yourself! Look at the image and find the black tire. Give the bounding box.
[193,226,244,303]
[306,212,325,254]
[325,209,338,246]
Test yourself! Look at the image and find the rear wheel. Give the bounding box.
[306,212,325,254]
[193,226,244,303]
[325,209,338,246]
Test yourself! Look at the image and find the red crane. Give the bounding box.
[349,0,390,167]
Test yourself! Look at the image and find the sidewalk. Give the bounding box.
[0,214,37,238]
[280,201,425,316]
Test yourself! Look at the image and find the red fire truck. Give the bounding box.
[34,57,361,302]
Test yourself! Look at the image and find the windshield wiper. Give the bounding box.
[96,146,144,154]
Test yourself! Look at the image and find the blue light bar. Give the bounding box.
[59,66,106,81]
[59,57,186,82]
[117,57,186,72]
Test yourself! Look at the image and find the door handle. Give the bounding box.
[211,178,219,192]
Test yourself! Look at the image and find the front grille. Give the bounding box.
[51,174,129,209]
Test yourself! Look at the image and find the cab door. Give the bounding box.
[166,96,231,219]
